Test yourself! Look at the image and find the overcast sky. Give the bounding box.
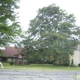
[18,0,80,31]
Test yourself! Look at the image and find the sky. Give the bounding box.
[19,0,80,31]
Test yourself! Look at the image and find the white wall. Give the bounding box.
[73,50,80,66]
[70,45,80,66]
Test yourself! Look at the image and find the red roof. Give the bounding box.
[2,47,22,57]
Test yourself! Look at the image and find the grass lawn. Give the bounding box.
[0,63,80,71]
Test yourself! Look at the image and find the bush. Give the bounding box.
[63,63,70,66]
[78,63,80,67]
[72,64,77,67]
[10,62,13,65]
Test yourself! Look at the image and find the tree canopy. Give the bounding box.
[22,4,80,65]
[0,0,22,47]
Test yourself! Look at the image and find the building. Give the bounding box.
[70,45,80,66]
[0,47,25,65]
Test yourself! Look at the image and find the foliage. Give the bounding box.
[0,0,22,47]
[22,4,80,65]
[10,62,14,65]
[78,63,80,67]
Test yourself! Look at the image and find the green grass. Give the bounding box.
[0,63,80,71]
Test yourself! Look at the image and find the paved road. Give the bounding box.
[0,70,80,80]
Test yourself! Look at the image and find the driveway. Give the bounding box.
[0,69,80,80]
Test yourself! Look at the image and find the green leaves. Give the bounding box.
[23,4,80,65]
[0,0,22,47]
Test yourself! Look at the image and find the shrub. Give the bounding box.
[10,62,13,65]
[78,63,80,67]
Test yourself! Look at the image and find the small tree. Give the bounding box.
[71,59,74,67]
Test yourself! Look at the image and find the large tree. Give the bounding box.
[23,4,80,65]
[0,0,22,47]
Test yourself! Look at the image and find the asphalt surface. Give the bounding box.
[0,70,80,80]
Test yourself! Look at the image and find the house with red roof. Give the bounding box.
[0,47,25,65]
